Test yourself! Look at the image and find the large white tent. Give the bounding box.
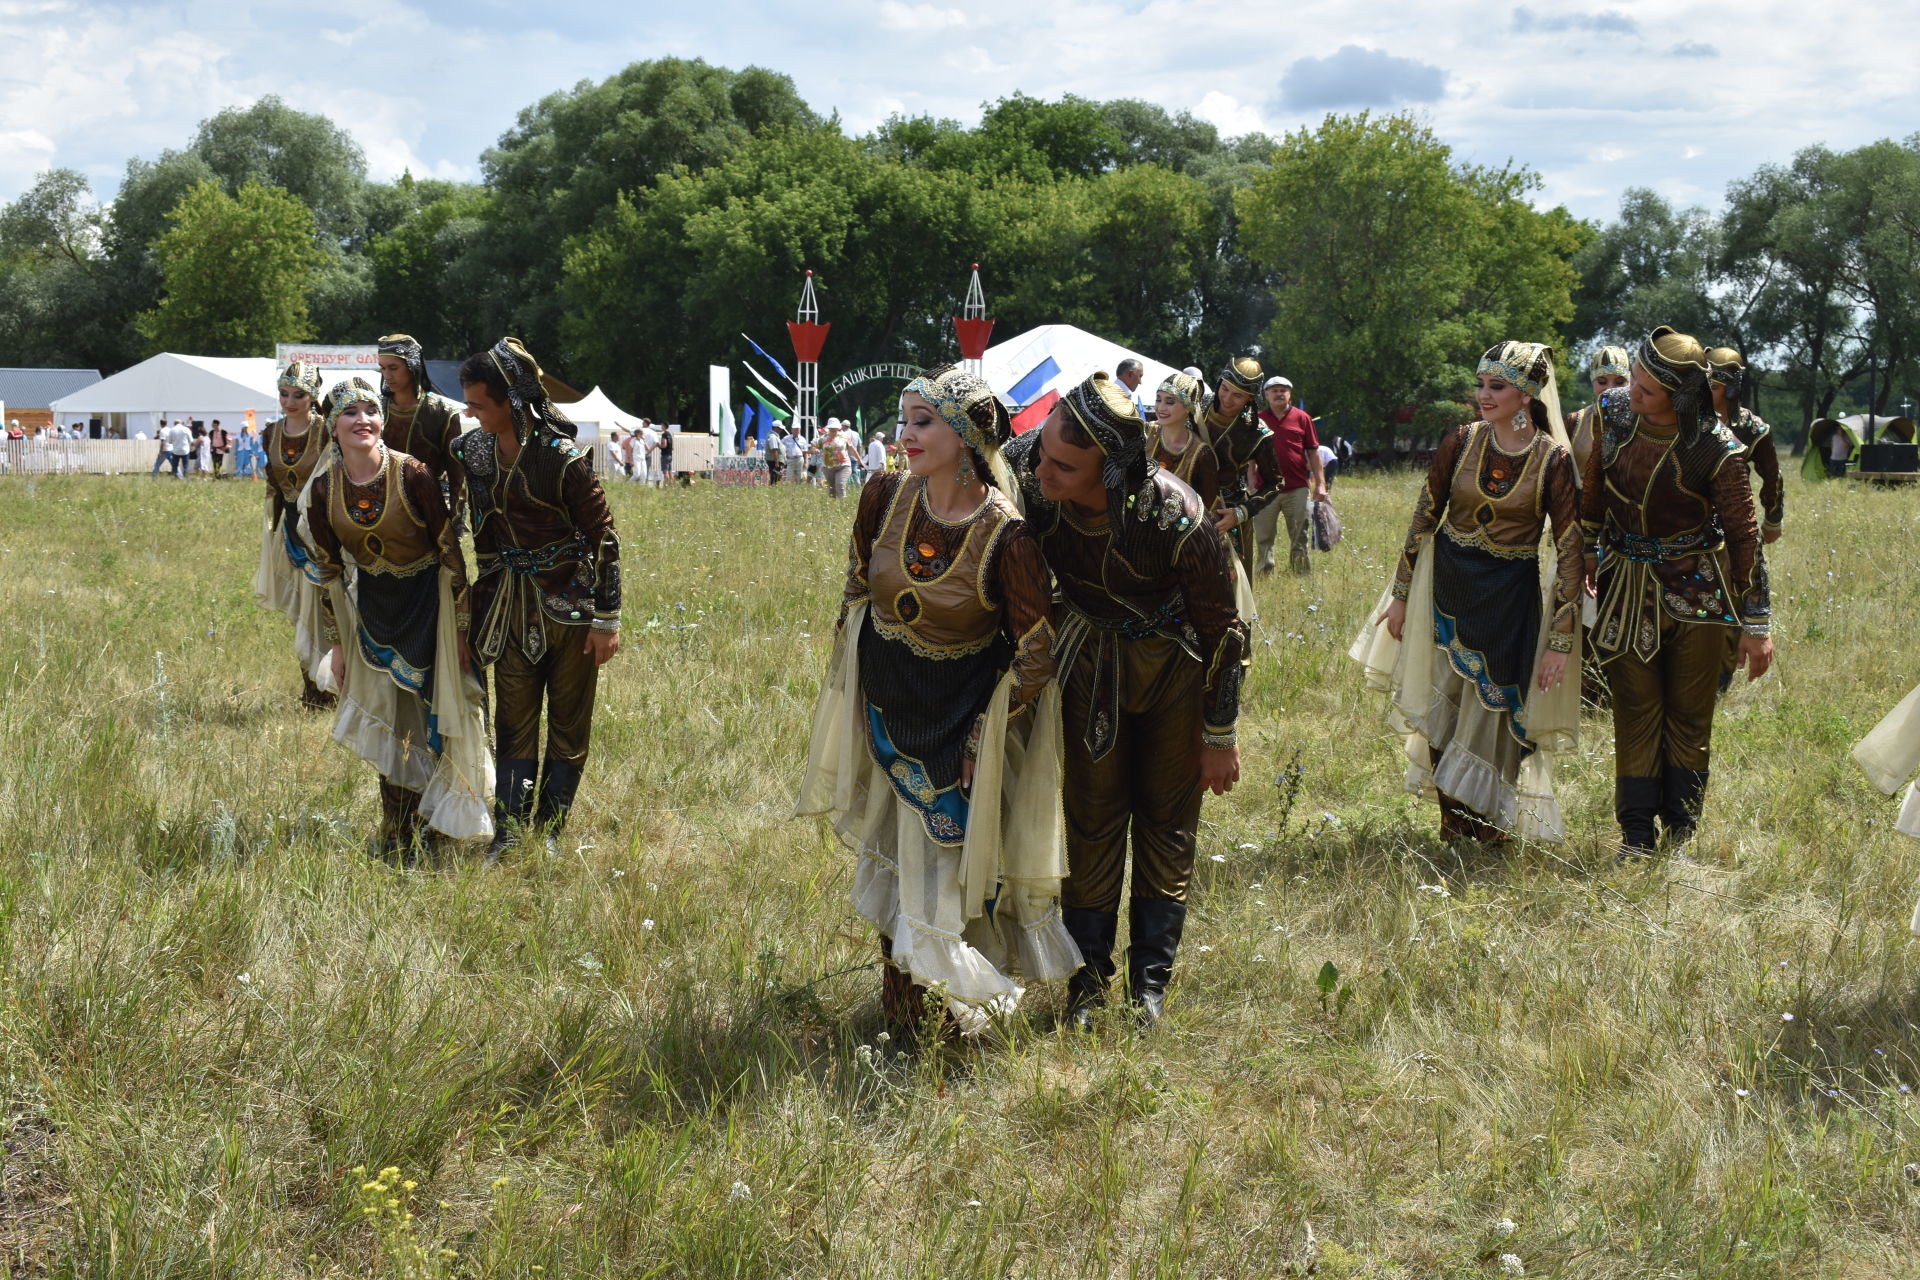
[49,353,281,438]
[559,386,643,443]
[979,324,1182,429]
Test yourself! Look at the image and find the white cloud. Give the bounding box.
[1192,92,1268,138]
[0,0,1915,226]
[876,1,967,32]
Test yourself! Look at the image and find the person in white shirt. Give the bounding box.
[640,421,663,486]
[781,424,808,481]
[164,420,193,477]
[864,432,887,477]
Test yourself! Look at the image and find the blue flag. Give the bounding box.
[741,334,791,382]
[737,403,754,452]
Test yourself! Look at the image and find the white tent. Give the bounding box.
[557,385,642,443]
[980,324,1183,428]
[49,352,281,439]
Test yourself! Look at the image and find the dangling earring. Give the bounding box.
[956,454,975,488]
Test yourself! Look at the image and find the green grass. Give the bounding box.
[1,468,1919,1277]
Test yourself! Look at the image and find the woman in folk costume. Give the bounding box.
[1151,369,1259,625]
[1351,342,1584,841]
[1854,688,1920,931]
[251,360,338,710]
[1147,372,1221,511]
[797,364,1077,1035]
[301,377,492,861]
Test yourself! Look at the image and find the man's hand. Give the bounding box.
[1312,485,1328,503]
[584,628,621,667]
[1736,633,1773,681]
[1214,508,1241,533]
[329,643,346,692]
[1377,597,1407,642]
[1200,744,1240,796]
[1762,527,1782,545]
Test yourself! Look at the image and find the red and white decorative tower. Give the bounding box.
[787,269,830,440]
[953,262,994,380]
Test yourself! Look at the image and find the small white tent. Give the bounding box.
[979,324,1182,431]
[50,353,280,438]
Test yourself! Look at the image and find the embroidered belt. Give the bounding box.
[1607,527,1717,563]
[488,535,586,576]
[1078,599,1183,641]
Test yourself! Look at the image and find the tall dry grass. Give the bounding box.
[0,467,1916,1277]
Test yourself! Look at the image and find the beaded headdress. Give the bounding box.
[1705,346,1745,394]
[376,333,437,398]
[486,336,578,442]
[324,376,383,431]
[1477,341,1553,398]
[1157,371,1204,424]
[904,365,1011,462]
[277,360,323,400]
[1062,371,1147,492]
[1589,345,1631,379]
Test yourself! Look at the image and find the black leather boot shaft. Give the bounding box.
[1615,775,1663,857]
[1660,766,1709,842]
[1062,907,1118,1031]
[1126,898,1188,1029]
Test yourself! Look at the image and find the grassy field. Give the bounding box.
[1,465,1919,1278]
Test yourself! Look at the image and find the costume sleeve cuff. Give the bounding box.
[1763,517,1783,534]
[590,615,620,633]
[1202,727,1237,749]
[1741,621,1771,638]
[1545,630,1574,653]
[1390,579,1410,602]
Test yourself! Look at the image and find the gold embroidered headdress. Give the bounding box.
[323,376,383,432]
[1217,353,1265,397]
[1157,371,1203,424]
[277,360,323,400]
[1589,345,1631,380]
[1062,371,1147,492]
[1476,340,1572,458]
[903,364,1016,494]
[1637,326,1715,431]
[1705,345,1745,394]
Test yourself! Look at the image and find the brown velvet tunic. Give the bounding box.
[1392,421,1584,641]
[1579,388,1770,663]
[1201,396,1279,520]
[381,391,465,484]
[1725,407,1785,533]
[451,426,622,664]
[1147,423,1222,514]
[304,451,469,655]
[262,414,327,530]
[839,471,1054,844]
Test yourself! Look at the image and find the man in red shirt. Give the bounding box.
[1251,376,1327,574]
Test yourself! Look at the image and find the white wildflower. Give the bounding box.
[642,919,655,932]
[729,1181,751,1202]
[1210,854,1227,863]
[1781,1012,1794,1022]
[1499,1255,1524,1277]
[1494,1218,1516,1237]
[1417,884,1451,898]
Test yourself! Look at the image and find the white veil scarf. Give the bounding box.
[1348,362,1580,839]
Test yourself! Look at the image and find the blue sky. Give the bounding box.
[3,0,1915,222]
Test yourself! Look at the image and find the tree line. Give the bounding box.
[1,58,1915,441]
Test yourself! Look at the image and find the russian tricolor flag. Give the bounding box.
[1008,356,1060,434]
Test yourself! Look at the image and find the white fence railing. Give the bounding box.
[1,438,176,475]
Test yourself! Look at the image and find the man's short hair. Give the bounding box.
[1116,359,1143,377]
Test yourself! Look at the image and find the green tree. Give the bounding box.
[479,58,819,365]
[137,180,324,355]
[1238,113,1576,441]
[0,168,124,368]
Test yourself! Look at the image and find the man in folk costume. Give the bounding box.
[452,338,623,859]
[1198,353,1280,579]
[377,334,467,501]
[1006,373,1249,1028]
[1567,345,1631,478]
[1582,327,1773,857]
[1705,347,1784,544]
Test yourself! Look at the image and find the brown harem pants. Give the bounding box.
[1604,613,1732,775]
[494,617,600,766]
[1060,633,1204,910]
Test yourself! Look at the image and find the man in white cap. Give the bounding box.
[1252,375,1326,574]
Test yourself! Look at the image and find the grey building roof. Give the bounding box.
[0,367,103,410]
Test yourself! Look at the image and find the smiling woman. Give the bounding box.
[300,376,492,862]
